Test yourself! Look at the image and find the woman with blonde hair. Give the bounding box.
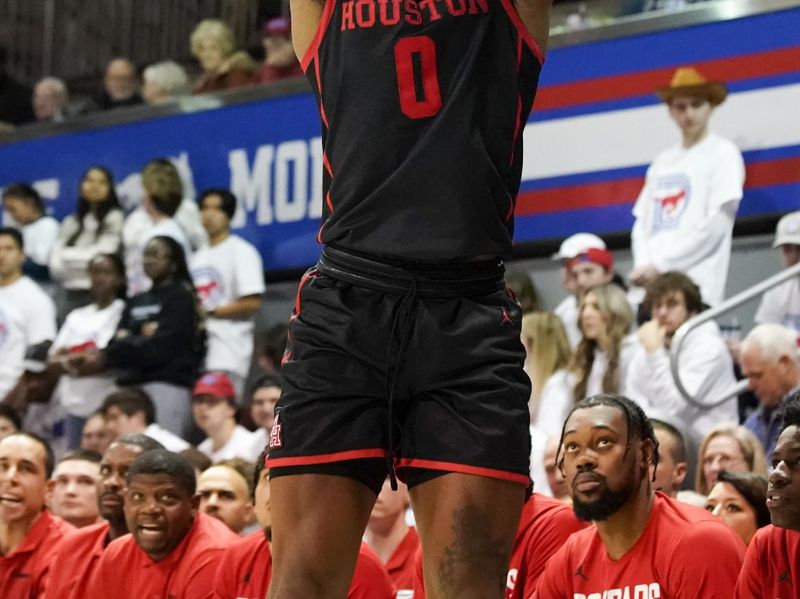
[696,423,768,495]
[521,311,570,425]
[191,19,256,93]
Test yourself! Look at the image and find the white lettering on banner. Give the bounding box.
[573,584,661,599]
[228,137,323,227]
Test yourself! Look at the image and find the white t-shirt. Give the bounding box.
[0,277,56,398]
[23,216,60,266]
[50,299,125,417]
[535,369,574,441]
[190,235,265,377]
[631,132,745,306]
[198,425,261,464]
[755,277,800,335]
[625,322,739,449]
[123,216,193,296]
[144,423,191,452]
[554,296,582,350]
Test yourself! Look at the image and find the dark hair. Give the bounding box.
[215,458,256,496]
[59,448,102,465]
[6,432,55,478]
[89,252,127,299]
[716,470,771,529]
[252,373,283,393]
[256,323,289,370]
[147,236,193,288]
[2,183,43,213]
[505,269,539,314]
[556,394,660,479]
[0,227,24,250]
[126,449,197,495]
[199,188,237,221]
[0,405,22,431]
[784,392,800,429]
[252,445,269,500]
[114,433,166,452]
[650,419,687,465]
[67,166,122,246]
[178,447,212,474]
[644,271,704,316]
[101,388,156,425]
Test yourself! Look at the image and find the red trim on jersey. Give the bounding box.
[292,270,318,318]
[395,458,531,486]
[315,58,330,129]
[498,0,545,65]
[300,0,338,72]
[323,152,333,176]
[266,448,388,468]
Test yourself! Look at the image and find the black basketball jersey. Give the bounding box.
[303,0,544,262]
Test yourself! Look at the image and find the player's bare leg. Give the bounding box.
[267,474,377,599]
[409,473,526,599]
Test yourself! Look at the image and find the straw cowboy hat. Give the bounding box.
[656,67,728,106]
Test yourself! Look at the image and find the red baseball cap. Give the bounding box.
[193,372,236,400]
[566,247,614,272]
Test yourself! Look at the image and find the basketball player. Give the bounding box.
[266,2,553,598]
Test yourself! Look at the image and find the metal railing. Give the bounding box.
[670,261,800,409]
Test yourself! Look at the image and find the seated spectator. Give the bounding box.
[47,449,102,528]
[365,478,419,594]
[740,323,800,455]
[0,433,74,595]
[256,16,304,84]
[87,450,238,597]
[191,189,264,397]
[0,46,34,126]
[141,60,190,105]
[94,58,143,111]
[198,460,255,535]
[705,471,770,546]
[0,228,56,405]
[626,272,738,453]
[48,253,126,448]
[122,159,193,295]
[629,67,744,307]
[696,424,768,496]
[755,211,800,335]
[735,396,800,597]
[2,184,59,284]
[193,373,259,463]
[101,388,190,452]
[32,76,68,122]
[650,419,689,498]
[249,373,282,450]
[213,448,396,598]
[534,395,745,598]
[191,19,256,94]
[47,433,164,599]
[80,411,112,455]
[0,406,20,441]
[78,236,205,437]
[542,436,570,503]
[522,311,571,430]
[49,166,125,312]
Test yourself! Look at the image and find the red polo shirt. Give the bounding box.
[385,527,420,594]
[0,510,74,599]
[87,513,237,598]
[213,536,395,598]
[45,520,110,599]
[735,525,800,599]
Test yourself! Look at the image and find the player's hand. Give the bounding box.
[638,319,666,353]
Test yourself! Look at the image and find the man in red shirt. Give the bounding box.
[0,432,73,598]
[46,433,165,599]
[534,394,745,598]
[365,477,419,594]
[87,449,238,598]
[736,396,800,598]
[214,449,395,598]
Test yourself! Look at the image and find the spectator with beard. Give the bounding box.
[198,460,255,535]
[46,434,164,599]
[735,396,800,597]
[48,449,102,528]
[534,394,745,598]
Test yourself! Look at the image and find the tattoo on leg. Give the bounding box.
[436,503,510,596]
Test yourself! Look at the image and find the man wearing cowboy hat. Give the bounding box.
[629,66,745,307]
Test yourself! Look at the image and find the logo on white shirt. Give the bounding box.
[652,174,690,232]
[192,266,225,311]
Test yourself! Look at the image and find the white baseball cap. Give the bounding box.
[773,211,800,248]
[552,233,607,260]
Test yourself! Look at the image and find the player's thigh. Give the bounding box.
[409,473,525,599]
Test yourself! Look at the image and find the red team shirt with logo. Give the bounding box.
[45,520,110,599]
[213,535,395,599]
[86,513,238,598]
[534,494,746,599]
[0,510,73,598]
[735,525,800,599]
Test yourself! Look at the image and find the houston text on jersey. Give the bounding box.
[341,0,490,30]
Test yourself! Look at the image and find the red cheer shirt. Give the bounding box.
[735,525,800,599]
[45,520,110,599]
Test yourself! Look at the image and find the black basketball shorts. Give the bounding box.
[266,245,532,494]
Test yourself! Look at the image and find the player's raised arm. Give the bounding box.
[516,0,554,54]
[289,0,325,60]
